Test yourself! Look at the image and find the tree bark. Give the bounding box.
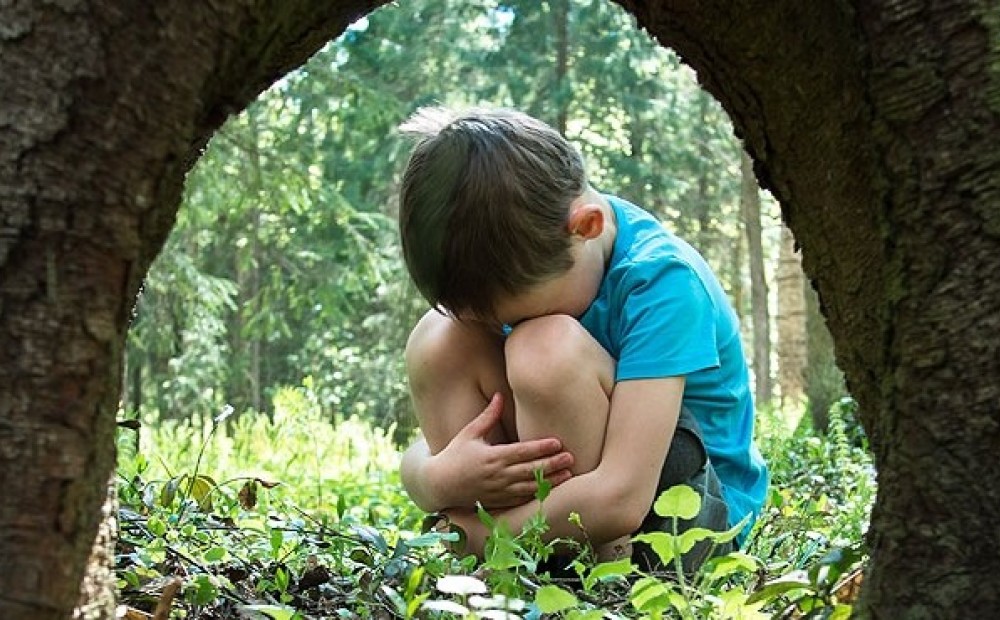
[0,2,386,618]
[740,148,772,405]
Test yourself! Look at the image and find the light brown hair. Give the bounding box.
[398,107,586,323]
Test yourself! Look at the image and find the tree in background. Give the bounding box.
[741,149,771,404]
[776,224,807,409]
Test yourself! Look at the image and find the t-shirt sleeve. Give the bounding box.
[614,258,720,381]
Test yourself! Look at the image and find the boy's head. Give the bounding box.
[398,106,587,324]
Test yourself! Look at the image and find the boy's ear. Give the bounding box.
[568,204,604,239]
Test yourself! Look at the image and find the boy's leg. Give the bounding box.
[504,314,615,475]
[504,315,629,559]
[405,309,513,453]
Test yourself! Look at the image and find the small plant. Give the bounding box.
[116,387,874,618]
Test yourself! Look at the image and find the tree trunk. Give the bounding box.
[552,0,570,135]
[0,2,386,618]
[804,282,846,432]
[740,148,772,405]
[775,224,807,407]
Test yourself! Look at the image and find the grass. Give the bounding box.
[114,385,874,619]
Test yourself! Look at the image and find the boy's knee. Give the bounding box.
[405,310,497,391]
[504,314,592,394]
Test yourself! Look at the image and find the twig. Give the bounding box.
[152,577,182,620]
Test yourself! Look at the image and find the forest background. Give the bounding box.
[127,0,845,435]
[116,1,873,618]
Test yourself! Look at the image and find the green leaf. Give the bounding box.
[484,529,520,571]
[147,515,167,537]
[186,474,216,511]
[269,527,284,558]
[187,574,220,606]
[535,585,578,613]
[746,574,815,605]
[652,484,701,520]
[709,516,749,544]
[677,527,715,553]
[244,604,299,620]
[633,531,678,564]
[534,467,552,502]
[630,576,673,612]
[701,552,758,581]
[583,558,634,591]
[202,546,228,563]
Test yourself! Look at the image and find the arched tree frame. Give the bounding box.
[1,1,998,617]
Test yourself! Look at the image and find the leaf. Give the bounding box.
[535,585,578,613]
[652,485,701,520]
[701,552,758,581]
[147,515,167,538]
[436,575,488,596]
[583,557,635,591]
[709,515,750,545]
[633,531,678,564]
[484,530,521,570]
[676,527,715,553]
[202,546,227,563]
[159,478,179,507]
[269,527,284,558]
[534,467,552,502]
[746,573,815,605]
[422,600,471,615]
[239,480,259,509]
[469,594,526,611]
[187,474,216,511]
[352,525,388,553]
[243,604,299,620]
[630,576,673,612]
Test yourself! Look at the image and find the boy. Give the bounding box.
[396,106,768,570]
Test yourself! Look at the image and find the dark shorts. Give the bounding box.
[631,407,734,574]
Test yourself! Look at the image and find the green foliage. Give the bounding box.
[117,390,872,619]
[127,0,748,441]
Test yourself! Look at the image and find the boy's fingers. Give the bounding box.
[499,438,566,465]
[461,393,504,438]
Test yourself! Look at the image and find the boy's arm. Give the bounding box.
[444,377,685,555]
[400,394,576,511]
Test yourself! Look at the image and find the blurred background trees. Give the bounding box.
[125,0,847,440]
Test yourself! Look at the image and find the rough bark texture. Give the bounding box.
[0,2,385,619]
[1,0,998,617]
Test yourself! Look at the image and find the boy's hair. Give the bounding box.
[398,106,586,323]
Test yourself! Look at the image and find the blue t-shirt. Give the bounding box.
[579,195,769,542]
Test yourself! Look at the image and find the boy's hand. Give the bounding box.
[430,393,574,509]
